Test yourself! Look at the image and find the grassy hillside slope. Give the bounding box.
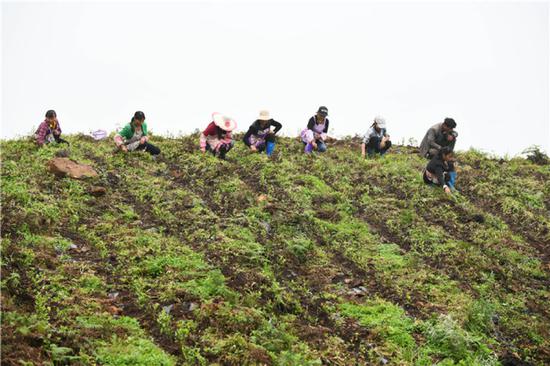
[1,135,549,365]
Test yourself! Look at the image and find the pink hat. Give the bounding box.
[212,112,237,132]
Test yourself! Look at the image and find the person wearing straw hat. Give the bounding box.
[301,106,329,153]
[199,112,237,159]
[361,116,392,158]
[114,111,161,156]
[243,110,282,157]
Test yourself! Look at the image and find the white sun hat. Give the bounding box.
[212,112,237,132]
[257,110,271,121]
[374,116,386,129]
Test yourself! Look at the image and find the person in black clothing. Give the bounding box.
[423,146,457,194]
[301,106,329,153]
[243,110,283,157]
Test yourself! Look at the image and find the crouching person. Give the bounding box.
[423,146,457,194]
[361,116,391,158]
[35,110,69,146]
[419,118,457,159]
[200,113,237,159]
[301,106,329,154]
[114,111,160,156]
[243,110,282,157]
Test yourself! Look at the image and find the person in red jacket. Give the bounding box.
[35,110,69,146]
[199,113,237,159]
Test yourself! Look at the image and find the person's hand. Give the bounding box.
[250,145,257,152]
[140,136,147,144]
[444,186,451,194]
[361,151,366,158]
[311,141,317,149]
[200,147,206,153]
[120,145,128,152]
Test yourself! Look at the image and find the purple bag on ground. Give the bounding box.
[91,130,108,141]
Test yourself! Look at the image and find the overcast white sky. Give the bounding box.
[1,0,549,156]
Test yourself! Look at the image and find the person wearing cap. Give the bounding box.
[361,116,391,158]
[35,110,69,146]
[423,146,457,194]
[419,118,458,159]
[301,106,329,153]
[243,110,282,157]
[114,111,161,156]
[200,113,237,159]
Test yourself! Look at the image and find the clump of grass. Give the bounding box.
[95,336,176,366]
[423,314,497,365]
[523,145,549,165]
[340,298,416,358]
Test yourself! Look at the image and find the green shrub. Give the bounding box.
[95,336,176,366]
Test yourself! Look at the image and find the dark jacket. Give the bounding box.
[419,123,456,157]
[243,119,282,147]
[307,117,329,133]
[424,155,455,187]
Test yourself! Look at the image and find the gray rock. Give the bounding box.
[163,304,174,314]
[349,286,368,297]
[260,221,271,233]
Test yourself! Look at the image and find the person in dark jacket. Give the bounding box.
[300,106,330,153]
[243,110,282,157]
[35,110,69,146]
[423,146,457,194]
[419,118,457,159]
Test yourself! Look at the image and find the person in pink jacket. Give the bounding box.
[199,113,237,160]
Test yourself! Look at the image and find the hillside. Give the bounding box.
[1,134,549,366]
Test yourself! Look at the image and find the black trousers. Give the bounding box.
[136,142,161,156]
[53,135,70,145]
[206,142,233,159]
[366,136,391,156]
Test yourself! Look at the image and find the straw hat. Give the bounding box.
[213,112,237,132]
[257,110,271,121]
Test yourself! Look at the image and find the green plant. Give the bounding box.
[340,299,416,354]
[95,336,176,366]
